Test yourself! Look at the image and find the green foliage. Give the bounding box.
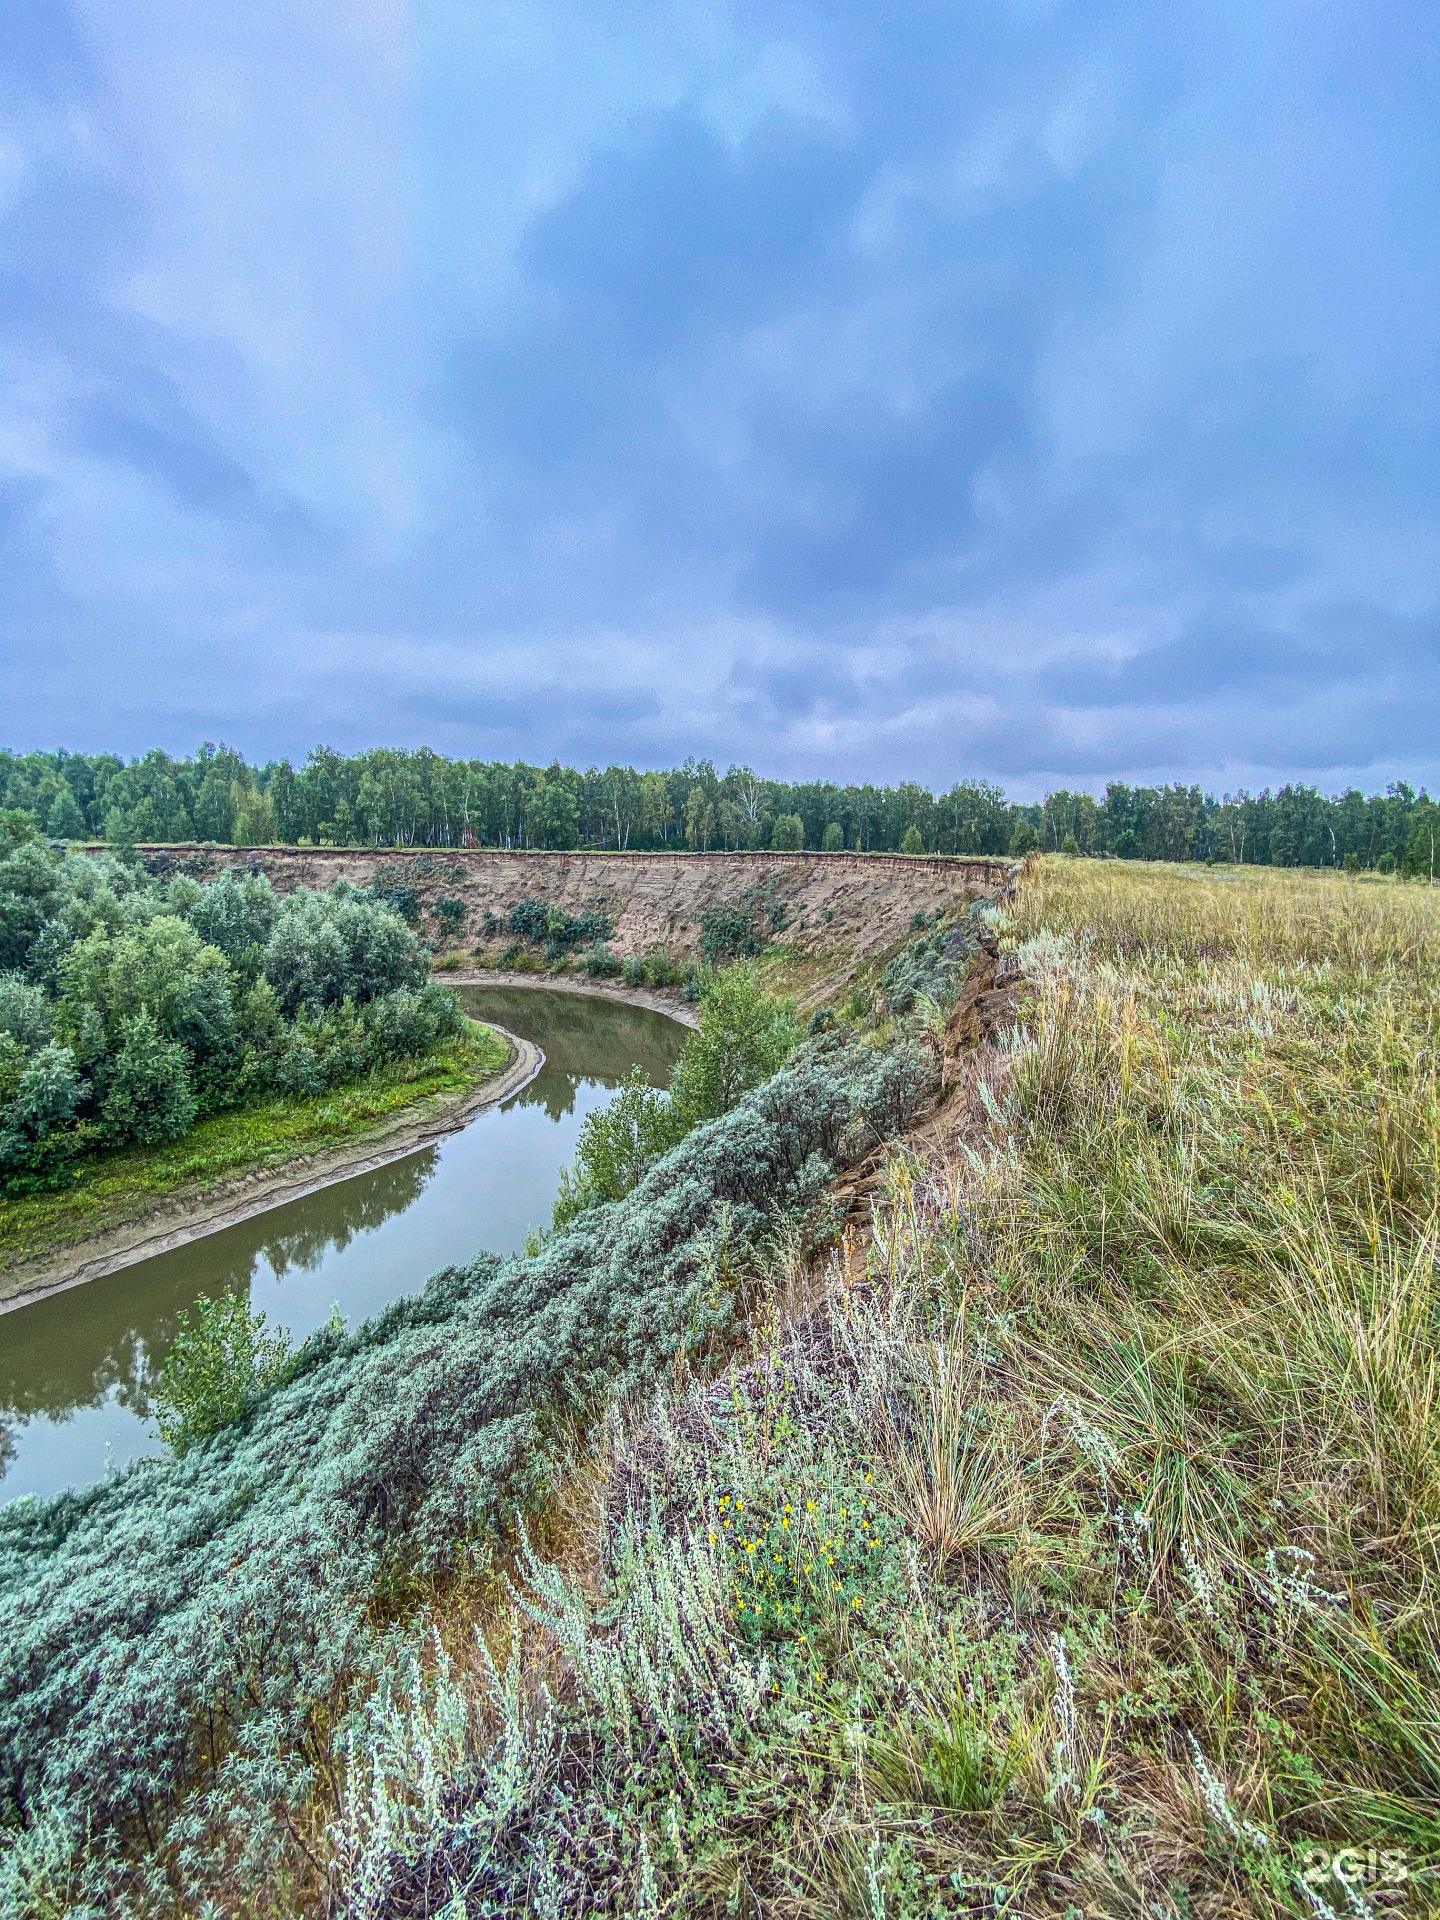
[879,911,981,1014]
[152,1291,295,1454]
[99,1008,197,1145]
[698,902,761,965]
[583,943,620,977]
[0,974,54,1053]
[187,869,278,958]
[822,820,844,851]
[0,852,458,1194]
[552,1066,681,1226]
[0,1043,88,1191]
[1009,817,1038,855]
[900,823,924,854]
[771,812,805,851]
[0,1027,934,1882]
[670,964,804,1128]
[506,897,614,959]
[369,879,420,923]
[3,740,1437,865]
[431,894,465,934]
[621,955,645,986]
[0,809,39,856]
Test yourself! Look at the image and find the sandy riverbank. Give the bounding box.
[0,1030,544,1317]
[1,979,697,1317]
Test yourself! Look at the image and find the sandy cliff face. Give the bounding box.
[181,847,1011,971]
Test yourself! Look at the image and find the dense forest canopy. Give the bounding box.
[0,743,1437,872]
[0,839,461,1197]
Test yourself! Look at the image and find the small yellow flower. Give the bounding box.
[708,1531,717,1544]
[805,1500,816,1511]
[851,1595,863,1610]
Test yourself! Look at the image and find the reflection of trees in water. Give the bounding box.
[260,1152,434,1276]
[458,988,682,1088]
[0,1152,438,1439]
[505,1068,587,1124]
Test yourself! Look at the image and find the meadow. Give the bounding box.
[3,858,1436,1917]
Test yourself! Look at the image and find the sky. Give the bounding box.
[0,0,1436,799]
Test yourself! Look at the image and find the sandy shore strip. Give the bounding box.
[0,980,697,1317]
[0,1029,543,1317]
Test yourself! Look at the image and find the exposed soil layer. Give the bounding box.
[127,847,1013,991]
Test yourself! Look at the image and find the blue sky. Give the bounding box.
[1,0,1436,797]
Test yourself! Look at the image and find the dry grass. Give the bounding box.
[223,858,1440,1917]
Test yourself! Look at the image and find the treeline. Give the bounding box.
[1,743,1437,871]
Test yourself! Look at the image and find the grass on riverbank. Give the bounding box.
[0,1020,509,1281]
[310,856,1439,1918]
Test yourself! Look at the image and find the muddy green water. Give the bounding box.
[0,987,684,1505]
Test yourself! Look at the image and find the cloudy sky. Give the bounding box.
[1,0,1436,796]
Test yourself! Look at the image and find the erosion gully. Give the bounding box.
[0,986,685,1504]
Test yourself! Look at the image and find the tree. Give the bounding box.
[685,785,715,851]
[822,822,844,851]
[900,825,924,855]
[1009,819,1038,856]
[45,787,86,840]
[0,1042,87,1191]
[100,1009,197,1145]
[552,1067,680,1226]
[771,814,805,851]
[670,966,803,1128]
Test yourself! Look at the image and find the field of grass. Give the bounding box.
[311,858,1438,1918]
[0,1020,509,1279]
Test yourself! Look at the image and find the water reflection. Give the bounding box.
[0,987,683,1501]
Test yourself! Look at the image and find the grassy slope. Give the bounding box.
[0,1021,510,1276]
[335,859,1439,1918]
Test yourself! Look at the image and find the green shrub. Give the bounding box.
[699,903,762,965]
[99,1009,196,1144]
[670,965,804,1128]
[621,955,645,986]
[152,1291,295,1455]
[583,944,621,977]
[0,1029,934,1864]
[552,1067,680,1226]
[0,1043,87,1191]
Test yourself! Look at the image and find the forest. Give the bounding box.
[0,827,463,1199]
[1,742,1438,872]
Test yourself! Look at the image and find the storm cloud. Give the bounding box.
[1,0,1435,795]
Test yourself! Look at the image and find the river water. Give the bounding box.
[0,986,685,1505]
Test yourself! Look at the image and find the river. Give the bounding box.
[0,986,685,1504]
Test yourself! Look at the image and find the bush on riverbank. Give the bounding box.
[0,848,465,1197]
[552,964,806,1227]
